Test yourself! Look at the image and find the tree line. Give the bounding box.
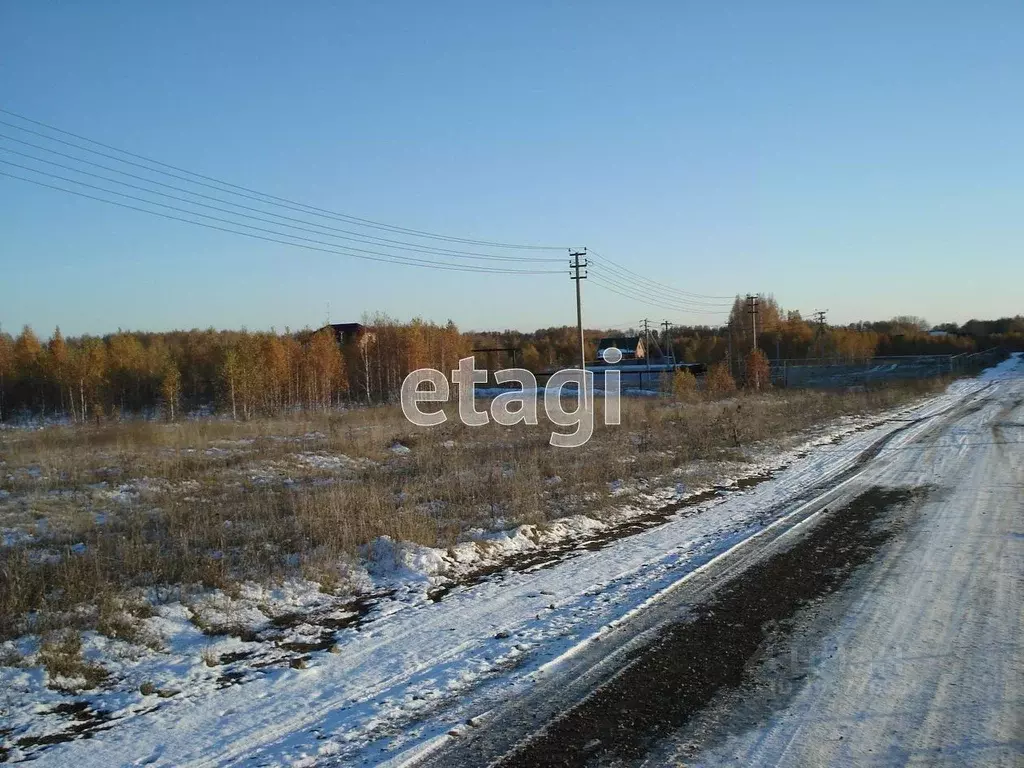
[472,297,1022,372]
[1,303,1019,421]
[0,316,470,421]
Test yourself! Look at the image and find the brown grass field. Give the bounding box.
[0,379,946,650]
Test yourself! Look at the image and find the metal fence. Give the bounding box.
[765,349,1008,389]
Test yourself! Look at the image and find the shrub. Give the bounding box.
[38,630,108,691]
[744,348,772,391]
[672,368,698,401]
[705,362,737,396]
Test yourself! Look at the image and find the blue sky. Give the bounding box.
[1,1,1021,336]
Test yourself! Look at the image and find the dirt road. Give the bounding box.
[420,356,1023,767]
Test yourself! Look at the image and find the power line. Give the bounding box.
[587,248,734,301]
[0,168,562,275]
[590,265,734,308]
[0,136,563,263]
[588,262,735,310]
[0,145,562,264]
[588,263,735,310]
[588,271,732,315]
[0,109,760,319]
[588,273,731,317]
[585,274,720,315]
[0,160,571,274]
[0,108,567,251]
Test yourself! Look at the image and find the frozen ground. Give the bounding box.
[1,356,1020,766]
[420,353,1024,767]
[663,353,1024,766]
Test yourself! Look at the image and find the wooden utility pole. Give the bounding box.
[569,248,589,373]
[661,320,673,364]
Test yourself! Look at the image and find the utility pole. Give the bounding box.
[569,248,589,374]
[812,309,828,358]
[661,320,673,364]
[639,318,655,391]
[746,294,760,352]
[746,294,761,390]
[727,320,734,379]
[641,318,654,365]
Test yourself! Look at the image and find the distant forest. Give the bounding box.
[1,298,1020,420]
[472,296,1023,370]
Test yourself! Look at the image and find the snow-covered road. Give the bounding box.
[18,355,1022,767]
[666,355,1023,767]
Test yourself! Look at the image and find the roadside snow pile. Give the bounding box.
[363,536,446,582]
[979,351,1023,381]
[445,515,610,569]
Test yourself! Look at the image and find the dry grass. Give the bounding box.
[0,379,947,642]
[37,630,109,691]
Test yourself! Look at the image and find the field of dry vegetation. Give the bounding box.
[0,379,947,682]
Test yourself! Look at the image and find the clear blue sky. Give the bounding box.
[1,1,1021,337]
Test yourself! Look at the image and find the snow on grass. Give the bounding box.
[294,452,373,471]
[1,364,1015,764]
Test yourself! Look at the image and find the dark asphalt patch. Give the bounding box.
[498,487,923,768]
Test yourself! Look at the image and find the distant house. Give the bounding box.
[596,336,646,361]
[324,323,368,345]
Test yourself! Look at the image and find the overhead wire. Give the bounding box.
[0,144,561,263]
[0,108,754,301]
[588,248,735,301]
[0,135,563,262]
[588,273,732,318]
[0,168,562,275]
[588,262,736,310]
[588,263,736,309]
[0,108,567,250]
[587,262,735,312]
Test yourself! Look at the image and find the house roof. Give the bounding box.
[327,323,366,335]
[597,336,644,352]
[597,336,643,348]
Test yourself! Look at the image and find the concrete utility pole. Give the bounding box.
[746,294,760,351]
[569,248,589,374]
[727,320,734,378]
[638,318,657,390]
[746,294,761,390]
[813,309,828,358]
[641,318,654,368]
